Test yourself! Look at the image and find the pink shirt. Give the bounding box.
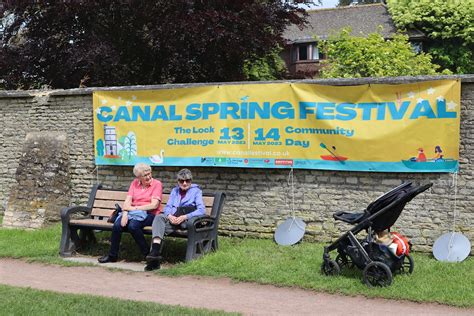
[127,178,163,215]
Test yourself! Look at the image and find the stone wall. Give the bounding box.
[3,132,71,228]
[0,76,472,252]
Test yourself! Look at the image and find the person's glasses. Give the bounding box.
[140,172,152,178]
[178,179,191,184]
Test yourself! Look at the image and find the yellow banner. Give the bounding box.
[93,80,460,172]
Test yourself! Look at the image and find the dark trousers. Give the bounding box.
[109,213,155,258]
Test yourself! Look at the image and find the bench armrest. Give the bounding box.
[188,215,216,232]
[60,206,91,223]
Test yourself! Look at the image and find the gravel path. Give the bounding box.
[1,259,472,315]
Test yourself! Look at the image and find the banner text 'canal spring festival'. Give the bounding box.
[93,80,460,172]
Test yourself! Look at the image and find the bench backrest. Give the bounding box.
[88,186,216,220]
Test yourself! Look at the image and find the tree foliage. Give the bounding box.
[387,0,474,74]
[0,1,305,89]
[337,0,383,6]
[243,47,286,81]
[318,28,445,78]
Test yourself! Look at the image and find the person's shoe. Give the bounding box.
[98,255,117,263]
[144,260,161,271]
[146,243,162,261]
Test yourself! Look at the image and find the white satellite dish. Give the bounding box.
[274,168,306,246]
[432,173,471,262]
[433,232,471,262]
[274,217,306,246]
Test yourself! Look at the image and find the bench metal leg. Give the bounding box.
[59,223,75,257]
[184,234,218,262]
[60,225,97,257]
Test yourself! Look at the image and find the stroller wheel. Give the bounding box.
[321,259,340,276]
[399,254,414,274]
[336,254,354,270]
[363,262,393,287]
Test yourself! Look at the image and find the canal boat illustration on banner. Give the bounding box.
[402,146,458,170]
[320,143,348,161]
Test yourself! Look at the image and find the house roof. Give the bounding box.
[284,3,424,44]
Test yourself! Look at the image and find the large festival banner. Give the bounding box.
[93,80,460,172]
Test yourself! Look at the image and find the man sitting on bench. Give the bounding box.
[145,168,205,271]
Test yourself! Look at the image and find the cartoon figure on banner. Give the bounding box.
[319,143,348,162]
[433,145,444,161]
[416,148,427,162]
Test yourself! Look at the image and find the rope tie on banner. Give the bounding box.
[286,168,305,231]
[90,166,100,184]
[447,171,459,259]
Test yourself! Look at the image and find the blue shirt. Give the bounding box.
[163,184,206,219]
[114,210,148,224]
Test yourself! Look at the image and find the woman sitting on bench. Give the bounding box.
[98,163,162,263]
[145,168,205,271]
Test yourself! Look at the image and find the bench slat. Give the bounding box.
[95,190,128,200]
[91,208,115,217]
[90,206,211,217]
[93,200,121,209]
[203,196,214,206]
[70,218,113,229]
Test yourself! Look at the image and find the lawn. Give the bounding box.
[0,284,236,316]
[0,223,472,307]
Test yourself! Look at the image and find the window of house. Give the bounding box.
[299,45,308,60]
[293,43,321,62]
[312,45,320,60]
[411,41,423,54]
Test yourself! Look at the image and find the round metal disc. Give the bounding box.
[433,232,471,262]
[274,217,306,246]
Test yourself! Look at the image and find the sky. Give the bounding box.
[298,0,339,9]
[318,0,339,8]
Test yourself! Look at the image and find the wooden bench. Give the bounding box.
[59,184,226,262]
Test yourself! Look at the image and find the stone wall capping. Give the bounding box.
[1,75,473,99]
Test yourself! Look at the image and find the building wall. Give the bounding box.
[281,45,323,78]
[1,76,473,252]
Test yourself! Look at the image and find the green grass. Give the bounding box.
[0,224,473,307]
[0,284,236,315]
[163,238,474,307]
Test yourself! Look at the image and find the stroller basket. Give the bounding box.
[321,182,432,287]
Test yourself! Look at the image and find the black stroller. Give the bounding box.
[321,182,432,287]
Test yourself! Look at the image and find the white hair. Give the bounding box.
[133,163,151,177]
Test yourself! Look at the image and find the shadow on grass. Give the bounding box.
[80,231,189,264]
[1,223,472,307]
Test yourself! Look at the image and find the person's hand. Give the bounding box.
[121,212,128,227]
[168,214,177,225]
[175,215,187,225]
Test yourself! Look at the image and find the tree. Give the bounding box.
[243,47,286,81]
[119,132,137,161]
[387,0,473,74]
[0,1,306,89]
[337,0,384,6]
[318,28,446,78]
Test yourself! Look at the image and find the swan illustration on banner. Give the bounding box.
[150,149,165,164]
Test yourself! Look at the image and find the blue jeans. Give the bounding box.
[109,213,155,258]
